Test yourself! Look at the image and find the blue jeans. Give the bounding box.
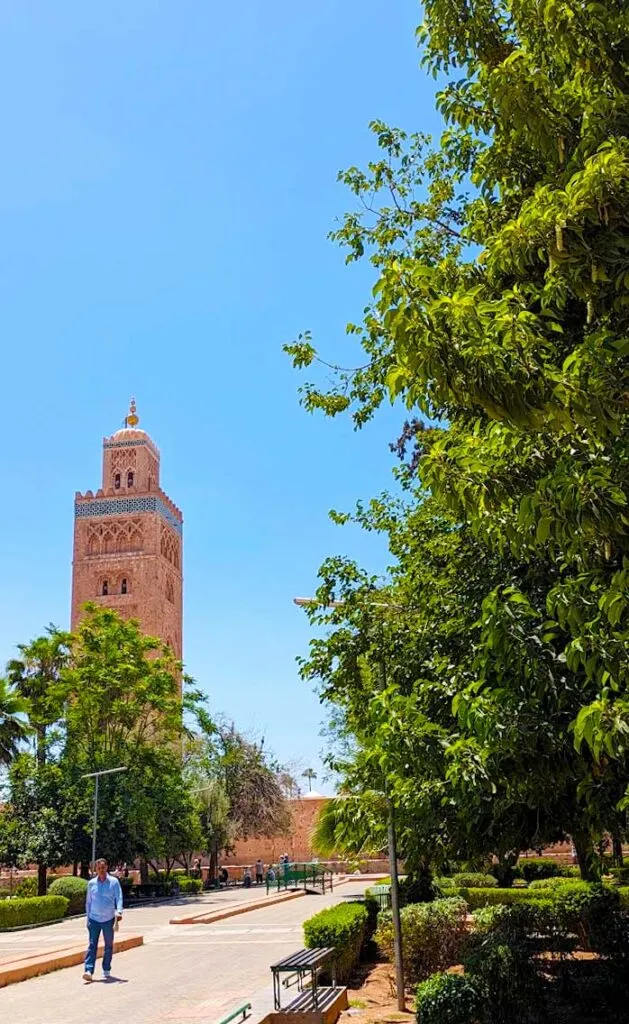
[85,917,115,974]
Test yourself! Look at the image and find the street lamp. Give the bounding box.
[293,596,406,1011]
[81,767,128,870]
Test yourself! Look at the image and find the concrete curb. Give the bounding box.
[170,889,307,925]
[0,933,143,988]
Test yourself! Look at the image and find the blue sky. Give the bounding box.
[0,1,442,791]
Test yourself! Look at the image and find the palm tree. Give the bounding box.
[7,629,70,768]
[6,629,70,893]
[302,768,317,793]
[0,678,30,765]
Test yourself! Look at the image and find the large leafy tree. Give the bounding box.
[287,0,629,872]
[286,0,629,765]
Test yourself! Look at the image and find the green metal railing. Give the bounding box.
[266,862,333,895]
[217,1002,251,1024]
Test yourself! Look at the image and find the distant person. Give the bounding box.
[83,858,123,983]
[192,858,202,880]
[266,867,276,884]
[255,859,264,885]
[122,863,130,879]
[243,868,252,888]
[220,867,229,885]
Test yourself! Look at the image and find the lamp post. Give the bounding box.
[293,596,406,1011]
[81,767,128,870]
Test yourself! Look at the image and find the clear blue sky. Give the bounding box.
[0,1,441,790]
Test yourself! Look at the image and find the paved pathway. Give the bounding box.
[0,881,367,1024]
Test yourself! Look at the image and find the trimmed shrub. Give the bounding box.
[617,887,629,909]
[304,901,368,982]
[608,866,629,885]
[176,877,202,894]
[464,937,544,1022]
[519,858,562,883]
[434,877,455,889]
[377,897,468,985]
[452,873,497,889]
[416,972,482,1024]
[551,882,620,952]
[0,895,68,929]
[14,877,38,898]
[48,876,88,916]
[528,876,577,890]
[456,887,549,910]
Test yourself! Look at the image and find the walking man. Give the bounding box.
[255,859,264,885]
[83,858,123,982]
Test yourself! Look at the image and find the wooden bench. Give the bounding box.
[270,947,335,1011]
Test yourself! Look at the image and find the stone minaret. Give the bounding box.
[71,400,183,664]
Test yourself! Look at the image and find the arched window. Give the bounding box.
[114,473,121,490]
[121,578,128,595]
[102,580,108,596]
[127,471,134,488]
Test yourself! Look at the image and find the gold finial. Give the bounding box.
[126,397,139,428]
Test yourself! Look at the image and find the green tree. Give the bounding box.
[286,0,629,770]
[7,628,71,892]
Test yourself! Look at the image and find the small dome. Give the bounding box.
[110,427,149,442]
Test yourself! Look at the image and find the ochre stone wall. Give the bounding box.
[223,797,328,866]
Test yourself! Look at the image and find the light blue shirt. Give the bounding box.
[86,874,124,922]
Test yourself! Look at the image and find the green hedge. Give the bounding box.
[454,887,551,910]
[519,858,563,883]
[0,895,69,930]
[304,901,368,982]
[452,873,497,889]
[177,877,203,894]
[48,876,88,915]
[528,876,579,890]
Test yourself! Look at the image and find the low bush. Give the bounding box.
[617,887,629,909]
[528,876,578,890]
[14,877,38,898]
[434,877,455,889]
[608,866,629,885]
[456,887,549,910]
[304,902,368,982]
[452,873,497,889]
[48,876,88,915]
[0,895,69,929]
[519,858,563,883]
[416,972,482,1024]
[551,882,621,952]
[377,897,468,985]
[176,877,202,894]
[464,936,544,1022]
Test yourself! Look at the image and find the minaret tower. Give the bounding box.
[71,400,183,662]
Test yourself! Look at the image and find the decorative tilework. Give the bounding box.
[75,496,182,535]
[104,439,156,451]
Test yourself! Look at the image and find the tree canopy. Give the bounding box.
[288,0,629,879]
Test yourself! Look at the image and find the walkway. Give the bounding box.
[0,881,367,1024]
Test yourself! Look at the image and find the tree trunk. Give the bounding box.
[72,861,78,877]
[37,862,47,897]
[573,831,597,881]
[612,833,624,867]
[139,857,149,885]
[80,861,90,879]
[209,844,218,882]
